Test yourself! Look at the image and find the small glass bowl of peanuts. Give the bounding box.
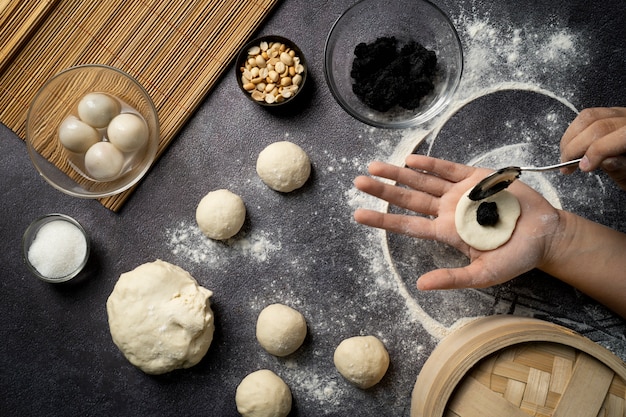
[235,35,307,106]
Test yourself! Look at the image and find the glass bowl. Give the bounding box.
[22,214,90,283]
[324,0,463,129]
[26,64,159,198]
[235,35,308,107]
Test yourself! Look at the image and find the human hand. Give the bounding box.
[353,155,564,291]
[560,107,626,190]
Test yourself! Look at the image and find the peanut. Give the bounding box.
[240,39,305,104]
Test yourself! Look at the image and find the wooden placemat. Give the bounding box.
[0,0,280,211]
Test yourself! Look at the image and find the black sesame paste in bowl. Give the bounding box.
[350,36,437,112]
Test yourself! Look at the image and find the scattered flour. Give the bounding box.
[165,220,281,266]
[159,6,625,415]
[283,363,344,411]
[349,11,596,342]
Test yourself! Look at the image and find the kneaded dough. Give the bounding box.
[256,303,307,357]
[196,189,246,240]
[333,335,390,389]
[256,141,311,192]
[235,369,292,417]
[106,259,215,375]
[455,188,521,251]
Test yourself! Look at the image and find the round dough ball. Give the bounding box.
[58,115,101,153]
[107,113,149,152]
[196,189,246,240]
[333,335,389,389]
[77,92,121,128]
[106,260,215,375]
[455,188,521,251]
[235,369,292,417]
[84,141,125,181]
[256,141,311,192]
[256,304,307,357]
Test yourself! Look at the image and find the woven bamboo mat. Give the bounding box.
[0,0,280,211]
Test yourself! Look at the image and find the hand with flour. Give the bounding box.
[560,107,626,190]
[354,154,626,318]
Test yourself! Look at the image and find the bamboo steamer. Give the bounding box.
[411,315,626,417]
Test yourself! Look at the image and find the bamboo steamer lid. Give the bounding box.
[411,315,626,417]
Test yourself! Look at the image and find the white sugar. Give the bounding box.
[27,220,87,279]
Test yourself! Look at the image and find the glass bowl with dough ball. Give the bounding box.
[324,0,463,128]
[106,260,215,375]
[256,141,311,192]
[256,303,307,357]
[235,369,292,417]
[235,35,307,107]
[333,335,390,389]
[195,189,246,240]
[26,64,159,198]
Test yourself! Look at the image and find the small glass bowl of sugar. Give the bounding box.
[22,214,90,283]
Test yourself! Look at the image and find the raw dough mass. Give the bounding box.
[455,188,521,251]
[106,260,215,375]
[333,335,390,389]
[195,189,246,240]
[256,303,307,357]
[235,369,292,417]
[256,141,311,192]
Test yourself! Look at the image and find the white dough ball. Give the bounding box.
[106,260,215,375]
[256,141,311,192]
[455,188,521,251]
[196,189,246,240]
[256,304,307,357]
[235,369,292,417]
[58,115,101,153]
[84,141,125,181]
[333,335,390,389]
[77,92,121,128]
[107,113,149,152]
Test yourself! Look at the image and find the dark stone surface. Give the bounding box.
[2,1,625,416]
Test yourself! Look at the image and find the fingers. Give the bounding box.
[416,260,515,291]
[353,208,438,239]
[583,126,626,171]
[366,160,453,197]
[560,107,626,173]
[354,157,467,216]
[602,156,626,191]
[353,175,440,215]
[405,154,475,183]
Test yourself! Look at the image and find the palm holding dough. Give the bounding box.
[455,188,521,251]
[353,155,563,290]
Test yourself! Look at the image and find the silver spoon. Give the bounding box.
[468,158,582,201]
